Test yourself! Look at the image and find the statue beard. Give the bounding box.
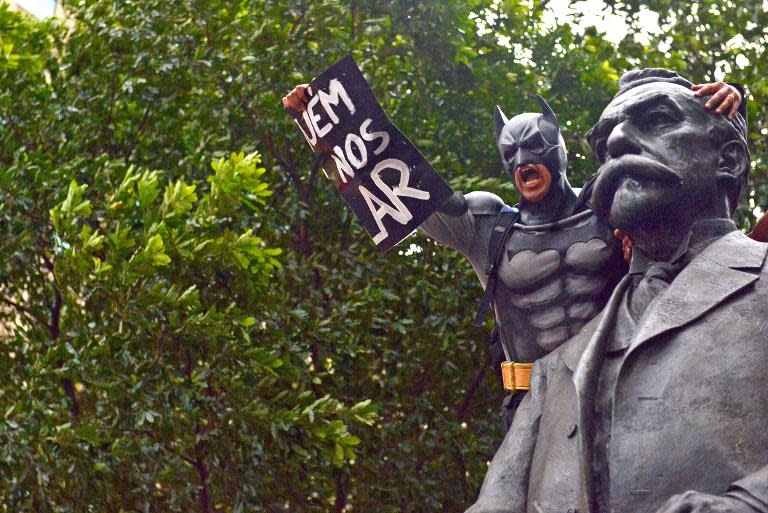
[593,155,687,259]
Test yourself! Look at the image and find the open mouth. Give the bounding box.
[514,164,552,202]
[519,165,542,187]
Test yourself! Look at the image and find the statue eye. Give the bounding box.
[642,110,677,132]
[595,139,608,163]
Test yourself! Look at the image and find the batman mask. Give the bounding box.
[494,96,568,190]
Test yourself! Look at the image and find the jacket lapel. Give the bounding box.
[562,313,603,372]
[625,231,766,359]
[571,275,633,513]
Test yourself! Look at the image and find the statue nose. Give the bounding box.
[606,121,642,159]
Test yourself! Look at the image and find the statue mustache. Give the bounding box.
[592,154,683,219]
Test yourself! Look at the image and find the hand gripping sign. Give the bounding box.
[288,56,453,253]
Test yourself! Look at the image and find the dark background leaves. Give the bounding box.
[0,0,765,511]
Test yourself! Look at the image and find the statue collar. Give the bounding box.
[628,218,738,275]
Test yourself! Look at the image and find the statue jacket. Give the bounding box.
[466,230,768,513]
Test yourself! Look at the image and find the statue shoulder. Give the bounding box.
[465,191,508,216]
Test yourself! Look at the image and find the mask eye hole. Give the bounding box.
[522,135,547,155]
[503,145,517,164]
[528,142,546,155]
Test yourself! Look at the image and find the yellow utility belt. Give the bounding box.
[501,361,533,392]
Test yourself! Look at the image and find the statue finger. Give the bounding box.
[654,493,694,513]
[656,502,693,513]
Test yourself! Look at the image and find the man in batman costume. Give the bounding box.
[282,80,744,429]
[420,96,626,427]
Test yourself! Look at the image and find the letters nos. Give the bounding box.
[295,77,431,245]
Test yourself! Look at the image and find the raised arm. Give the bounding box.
[420,191,505,258]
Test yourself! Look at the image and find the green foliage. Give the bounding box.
[0,0,765,512]
[2,148,374,510]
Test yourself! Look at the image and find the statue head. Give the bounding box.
[589,68,749,258]
[495,96,568,203]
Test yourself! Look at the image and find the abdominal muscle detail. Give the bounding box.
[493,212,624,359]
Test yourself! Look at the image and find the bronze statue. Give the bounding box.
[466,68,766,513]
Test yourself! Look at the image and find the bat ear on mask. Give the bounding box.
[535,95,559,127]
[494,105,508,141]
[535,95,561,145]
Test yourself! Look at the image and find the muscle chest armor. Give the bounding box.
[493,212,624,360]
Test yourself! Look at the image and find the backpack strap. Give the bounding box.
[473,205,520,328]
[572,173,597,213]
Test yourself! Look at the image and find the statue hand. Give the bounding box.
[282,83,310,114]
[655,490,760,513]
[691,81,742,120]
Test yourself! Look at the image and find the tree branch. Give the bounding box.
[455,361,487,421]
[450,438,469,502]
[183,347,214,513]
[334,468,346,513]
[263,132,303,195]
[194,421,213,513]
[42,254,81,421]
[303,155,324,205]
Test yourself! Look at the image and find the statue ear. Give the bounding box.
[535,95,559,129]
[716,139,750,215]
[494,105,508,140]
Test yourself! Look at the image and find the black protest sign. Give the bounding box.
[290,56,453,253]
